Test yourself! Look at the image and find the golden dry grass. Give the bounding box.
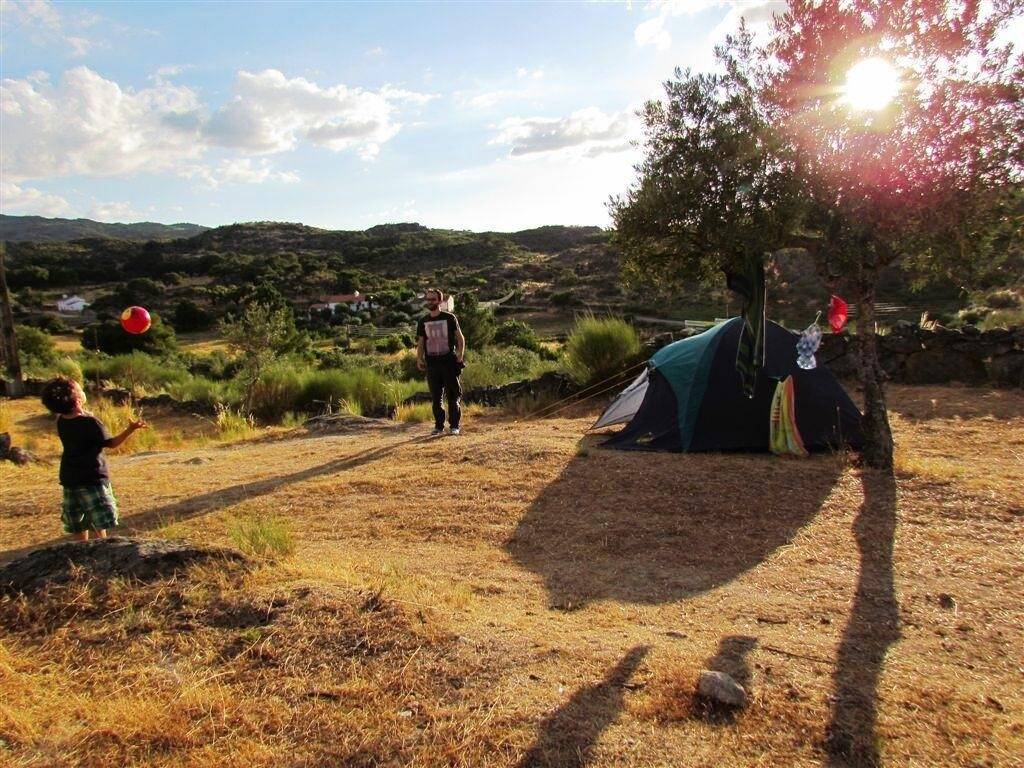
[2,384,1023,767]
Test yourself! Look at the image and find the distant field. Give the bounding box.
[2,385,1022,766]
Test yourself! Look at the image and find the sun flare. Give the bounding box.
[843,57,900,112]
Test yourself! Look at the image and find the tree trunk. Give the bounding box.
[855,277,894,470]
[0,247,25,397]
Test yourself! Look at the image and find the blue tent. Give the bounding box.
[594,318,864,452]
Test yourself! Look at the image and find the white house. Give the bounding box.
[421,293,455,313]
[309,291,376,316]
[56,295,90,314]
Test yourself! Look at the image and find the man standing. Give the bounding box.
[416,288,466,435]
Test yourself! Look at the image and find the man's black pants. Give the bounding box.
[426,355,462,430]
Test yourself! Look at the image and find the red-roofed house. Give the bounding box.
[310,291,375,315]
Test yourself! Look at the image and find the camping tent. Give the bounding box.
[594,317,864,452]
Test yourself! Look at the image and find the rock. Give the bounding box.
[100,387,132,405]
[303,414,401,434]
[0,537,249,596]
[904,350,988,385]
[937,593,956,610]
[987,352,1024,388]
[697,670,748,708]
[0,432,11,455]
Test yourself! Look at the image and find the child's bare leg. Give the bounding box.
[94,529,108,539]
[73,531,89,542]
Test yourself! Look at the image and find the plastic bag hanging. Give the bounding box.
[796,321,822,370]
[828,295,849,333]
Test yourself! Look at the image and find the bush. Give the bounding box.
[461,347,554,389]
[495,320,541,352]
[54,357,84,384]
[564,315,641,385]
[456,293,495,349]
[166,376,233,408]
[376,334,405,354]
[172,299,215,332]
[550,290,579,307]
[23,314,69,334]
[80,352,190,393]
[986,289,1021,309]
[82,313,178,356]
[248,363,304,421]
[301,368,388,414]
[14,325,57,365]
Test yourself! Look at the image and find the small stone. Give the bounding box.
[5,447,33,465]
[697,670,748,708]
[938,593,956,610]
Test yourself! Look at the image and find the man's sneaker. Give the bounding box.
[430,427,444,436]
[449,427,461,436]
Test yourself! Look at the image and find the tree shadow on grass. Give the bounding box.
[0,434,432,565]
[506,450,844,608]
[518,645,649,768]
[825,469,900,767]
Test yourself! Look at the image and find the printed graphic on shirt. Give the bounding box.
[424,319,451,356]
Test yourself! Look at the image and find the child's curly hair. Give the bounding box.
[41,376,79,415]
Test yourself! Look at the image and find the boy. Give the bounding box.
[41,377,147,541]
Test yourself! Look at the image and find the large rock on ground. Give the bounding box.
[0,538,248,596]
[697,670,749,708]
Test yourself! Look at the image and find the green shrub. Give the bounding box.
[248,363,304,421]
[495,320,541,352]
[564,314,641,385]
[81,313,178,356]
[54,357,84,384]
[461,347,555,389]
[986,289,1020,309]
[376,334,405,353]
[167,376,233,407]
[299,368,388,415]
[228,514,295,559]
[79,351,190,393]
[14,325,57,365]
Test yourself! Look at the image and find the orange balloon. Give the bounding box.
[120,306,151,334]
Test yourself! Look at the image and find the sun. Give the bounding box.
[843,57,900,112]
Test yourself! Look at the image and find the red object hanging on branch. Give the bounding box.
[828,295,848,333]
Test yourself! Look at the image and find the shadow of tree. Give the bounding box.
[697,634,758,724]
[826,470,900,767]
[517,645,649,768]
[0,434,431,565]
[506,451,843,608]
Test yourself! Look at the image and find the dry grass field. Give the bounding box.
[1,384,1022,767]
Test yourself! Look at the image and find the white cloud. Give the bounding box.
[1,66,205,180]
[490,107,636,157]
[204,69,431,159]
[180,158,300,189]
[366,46,385,56]
[87,200,141,222]
[1,66,430,184]
[0,180,72,216]
[516,67,545,79]
[0,0,101,57]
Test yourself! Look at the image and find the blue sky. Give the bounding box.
[0,0,929,231]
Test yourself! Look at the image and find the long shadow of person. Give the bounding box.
[826,469,900,767]
[0,434,432,565]
[518,646,649,768]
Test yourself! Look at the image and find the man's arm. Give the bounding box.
[417,336,427,370]
[454,320,466,361]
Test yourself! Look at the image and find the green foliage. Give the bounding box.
[549,290,579,307]
[375,334,406,353]
[172,299,215,332]
[14,325,57,366]
[79,352,190,392]
[494,320,542,353]
[82,313,178,356]
[460,347,555,389]
[166,376,233,408]
[456,292,495,350]
[54,357,84,384]
[564,315,642,385]
[221,302,311,411]
[245,363,389,421]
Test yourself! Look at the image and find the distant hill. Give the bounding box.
[0,215,209,243]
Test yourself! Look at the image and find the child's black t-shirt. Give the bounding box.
[57,415,111,487]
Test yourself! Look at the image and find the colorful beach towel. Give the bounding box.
[770,375,808,457]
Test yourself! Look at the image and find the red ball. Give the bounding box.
[120,306,151,335]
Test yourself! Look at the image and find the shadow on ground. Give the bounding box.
[506,450,844,608]
[826,469,900,767]
[0,434,431,565]
[517,646,648,768]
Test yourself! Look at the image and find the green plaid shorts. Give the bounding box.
[61,483,119,534]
